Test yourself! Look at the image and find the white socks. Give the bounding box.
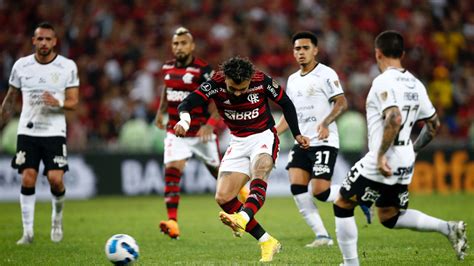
[52,195,65,224]
[394,209,449,235]
[325,185,341,202]
[20,193,36,235]
[294,192,329,237]
[258,232,271,242]
[335,216,359,266]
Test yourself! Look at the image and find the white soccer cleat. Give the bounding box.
[447,221,468,260]
[51,219,63,242]
[16,232,34,245]
[305,235,334,248]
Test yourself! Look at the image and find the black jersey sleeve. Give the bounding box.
[177,92,207,114]
[275,92,301,138]
[177,80,217,113]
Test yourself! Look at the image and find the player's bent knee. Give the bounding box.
[314,188,331,201]
[333,204,354,218]
[380,212,400,229]
[215,192,233,205]
[21,169,38,186]
[290,184,307,195]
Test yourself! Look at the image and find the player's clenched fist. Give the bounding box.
[295,135,310,149]
[173,112,191,137]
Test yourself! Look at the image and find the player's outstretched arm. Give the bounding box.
[317,94,348,140]
[0,86,20,126]
[275,93,301,137]
[378,106,402,177]
[413,114,440,155]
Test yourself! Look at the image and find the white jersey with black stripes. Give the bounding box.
[286,63,344,147]
[357,67,436,185]
[9,54,79,137]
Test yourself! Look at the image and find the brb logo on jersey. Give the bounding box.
[224,109,259,120]
[247,93,259,104]
[167,90,191,102]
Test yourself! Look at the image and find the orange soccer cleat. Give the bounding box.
[159,219,180,239]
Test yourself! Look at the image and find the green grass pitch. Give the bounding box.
[0,194,472,265]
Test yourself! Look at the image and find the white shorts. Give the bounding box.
[220,129,280,177]
[164,132,220,167]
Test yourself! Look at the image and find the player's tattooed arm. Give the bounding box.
[155,86,168,129]
[0,86,19,124]
[378,106,402,176]
[413,114,440,154]
[318,94,348,139]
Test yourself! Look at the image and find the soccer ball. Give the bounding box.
[105,234,139,265]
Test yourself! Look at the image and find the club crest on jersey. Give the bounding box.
[247,93,259,104]
[334,80,340,88]
[51,73,60,83]
[182,73,194,84]
[380,91,388,102]
[307,87,317,96]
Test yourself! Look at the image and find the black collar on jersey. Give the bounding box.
[300,62,319,77]
[387,66,407,73]
[175,56,195,68]
[34,53,58,65]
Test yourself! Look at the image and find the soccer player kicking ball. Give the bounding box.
[174,56,310,262]
[334,30,468,266]
[154,27,248,240]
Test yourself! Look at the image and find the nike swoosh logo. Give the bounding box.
[25,76,33,80]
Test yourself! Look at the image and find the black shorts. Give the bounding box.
[286,145,338,180]
[339,166,409,209]
[12,135,69,176]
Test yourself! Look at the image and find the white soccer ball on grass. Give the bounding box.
[105,234,139,265]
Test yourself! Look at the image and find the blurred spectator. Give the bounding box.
[118,117,152,152]
[0,118,18,155]
[429,65,453,110]
[0,0,472,152]
[337,110,366,154]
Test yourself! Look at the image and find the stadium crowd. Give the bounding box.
[0,0,473,152]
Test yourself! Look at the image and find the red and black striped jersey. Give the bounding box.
[162,57,213,137]
[194,70,285,137]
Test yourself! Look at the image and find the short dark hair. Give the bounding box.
[221,56,255,84]
[292,31,318,46]
[36,21,55,32]
[375,30,404,58]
